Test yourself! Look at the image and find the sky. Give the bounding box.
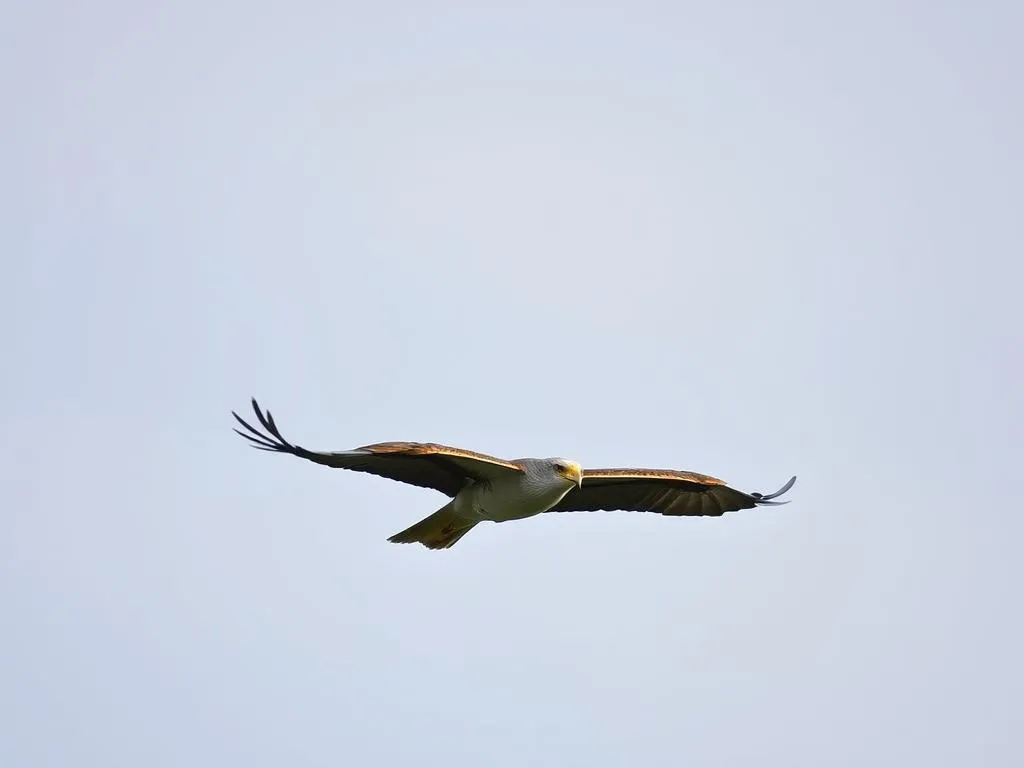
[3,1,1022,766]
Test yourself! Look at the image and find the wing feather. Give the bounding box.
[232,398,524,497]
[548,468,796,517]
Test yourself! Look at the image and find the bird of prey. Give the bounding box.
[232,398,796,550]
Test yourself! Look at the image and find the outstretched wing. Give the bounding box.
[547,468,796,517]
[232,398,525,497]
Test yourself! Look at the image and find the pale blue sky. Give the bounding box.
[3,1,1022,766]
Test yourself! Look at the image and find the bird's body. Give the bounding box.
[231,399,796,550]
[453,458,583,523]
[386,457,584,548]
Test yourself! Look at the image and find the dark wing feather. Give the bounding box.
[548,468,796,517]
[232,398,524,497]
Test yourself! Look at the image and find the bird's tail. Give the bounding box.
[387,502,479,550]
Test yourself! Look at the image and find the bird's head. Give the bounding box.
[549,458,583,489]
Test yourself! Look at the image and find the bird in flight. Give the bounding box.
[232,398,796,550]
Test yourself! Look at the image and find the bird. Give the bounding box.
[232,398,796,550]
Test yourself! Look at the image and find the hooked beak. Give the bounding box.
[569,462,583,489]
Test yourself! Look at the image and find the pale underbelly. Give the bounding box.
[455,480,572,523]
[483,498,556,522]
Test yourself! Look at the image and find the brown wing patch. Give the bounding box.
[581,468,727,486]
[358,441,525,471]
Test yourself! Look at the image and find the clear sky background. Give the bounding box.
[3,1,1022,766]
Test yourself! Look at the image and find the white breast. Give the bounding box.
[454,471,575,523]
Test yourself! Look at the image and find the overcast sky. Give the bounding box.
[3,1,1022,766]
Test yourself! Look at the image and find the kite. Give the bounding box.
[232,398,796,550]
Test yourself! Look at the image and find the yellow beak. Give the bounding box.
[566,462,583,488]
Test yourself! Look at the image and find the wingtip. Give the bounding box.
[751,474,797,504]
[231,396,298,454]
